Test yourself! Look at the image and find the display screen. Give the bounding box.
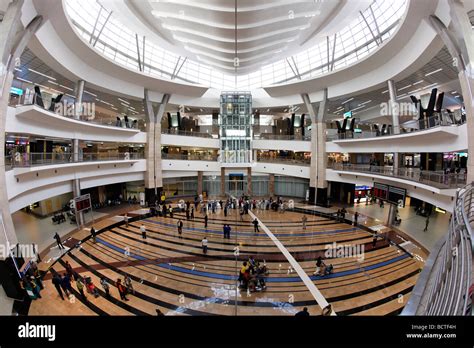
[373,182,388,200]
[343,111,352,119]
[75,194,91,212]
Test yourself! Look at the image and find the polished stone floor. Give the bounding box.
[27,204,425,316]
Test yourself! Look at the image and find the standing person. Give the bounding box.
[190,207,194,220]
[226,224,231,239]
[423,216,430,232]
[239,209,244,221]
[372,234,378,247]
[64,261,74,281]
[353,212,359,226]
[201,236,208,254]
[169,206,174,218]
[302,215,308,230]
[61,273,73,296]
[76,276,86,300]
[224,204,228,217]
[123,213,129,227]
[140,224,147,239]
[177,219,183,238]
[54,232,65,250]
[100,277,110,298]
[124,275,134,295]
[253,218,260,234]
[51,271,65,300]
[186,208,190,220]
[90,226,97,243]
[116,279,129,301]
[32,243,41,263]
[204,214,208,228]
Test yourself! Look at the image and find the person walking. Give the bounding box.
[191,207,194,220]
[123,213,129,227]
[177,219,183,238]
[116,279,129,301]
[169,206,174,218]
[64,261,74,281]
[302,215,307,230]
[224,205,228,217]
[61,273,73,297]
[51,271,65,300]
[54,232,65,250]
[186,208,190,220]
[140,224,147,239]
[124,275,134,295]
[204,214,208,228]
[202,236,208,254]
[90,226,97,243]
[100,277,110,298]
[423,216,430,232]
[253,218,260,234]
[353,212,359,226]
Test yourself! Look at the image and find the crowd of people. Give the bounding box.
[238,256,269,292]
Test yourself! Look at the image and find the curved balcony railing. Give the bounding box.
[330,163,466,189]
[161,129,216,138]
[254,134,311,141]
[5,152,144,170]
[326,112,466,141]
[402,183,473,315]
[11,93,146,131]
[257,156,311,166]
[161,153,218,161]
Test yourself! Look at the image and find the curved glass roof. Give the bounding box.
[65,0,407,91]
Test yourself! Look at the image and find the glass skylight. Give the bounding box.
[64,0,407,91]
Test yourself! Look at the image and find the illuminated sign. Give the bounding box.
[10,87,23,96]
[343,111,352,119]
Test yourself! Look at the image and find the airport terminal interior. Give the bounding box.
[0,0,473,319]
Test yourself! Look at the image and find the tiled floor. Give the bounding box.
[28,205,424,316]
[12,204,140,256]
[346,202,450,251]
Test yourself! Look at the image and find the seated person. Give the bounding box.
[85,277,100,298]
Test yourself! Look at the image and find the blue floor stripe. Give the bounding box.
[142,219,359,237]
[96,237,410,283]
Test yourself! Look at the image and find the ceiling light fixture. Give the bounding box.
[341,98,354,104]
[413,80,424,85]
[425,68,443,76]
[28,68,56,80]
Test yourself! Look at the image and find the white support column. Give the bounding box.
[0,2,43,254]
[388,79,400,135]
[302,92,328,206]
[427,7,474,182]
[144,91,170,203]
[72,80,85,226]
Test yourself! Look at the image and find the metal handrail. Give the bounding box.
[254,133,311,141]
[5,152,144,168]
[257,156,311,166]
[161,153,218,161]
[330,163,467,189]
[12,93,145,131]
[402,183,473,315]
[161,128,216,138]
[326,112,465,141]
